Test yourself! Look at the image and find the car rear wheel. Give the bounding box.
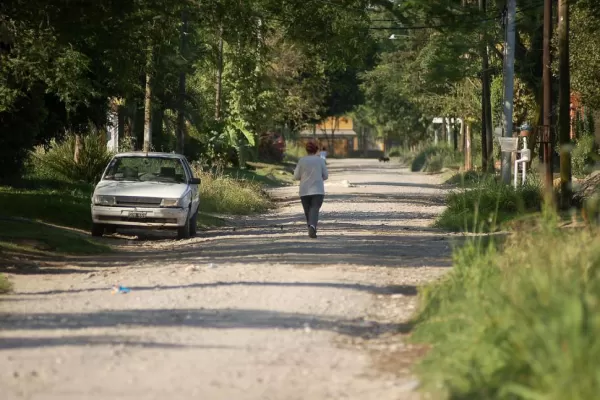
[91,223,105,237]
[177,209,191,240]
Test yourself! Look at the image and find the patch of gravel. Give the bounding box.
[0,159,451,400]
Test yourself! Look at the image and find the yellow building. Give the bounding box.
[299,116,384,157]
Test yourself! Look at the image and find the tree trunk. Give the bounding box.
[117,105,125,144]
[330,117,338,157]
[143,49,153,153]
[558,0,572,208]
[214,23,224,121]
[452,118,458,151]
[459,117,465,153]
[74,133,83,163]
[176,11,188,155]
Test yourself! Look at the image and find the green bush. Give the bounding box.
[388,148,401,157]
[31,134,113,184]
[388,146,418,163]
[436,179,542,232]
[412,222,600,400]
[572,133,598,178]
[411,144,462,173]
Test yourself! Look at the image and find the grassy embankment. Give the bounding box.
[412,155,599,398]
[411,213,600,399]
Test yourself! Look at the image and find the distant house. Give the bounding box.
[299,116,385,157]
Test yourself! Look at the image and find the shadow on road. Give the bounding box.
[0,308,413,342]
[15,280,419,297]
[0,335,230,350]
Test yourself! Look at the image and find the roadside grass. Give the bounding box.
[411,144,463,173]
[0,180,93,230]
[195,167,273,215]
[444,170,490,186]
[388,146,418,165]
[0,219,110,255]
[436,177,543,232]
[225,161,295,187]
[411,215,600,399]
[0,274,12,294]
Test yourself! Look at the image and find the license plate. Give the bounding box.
[128,211,147,219]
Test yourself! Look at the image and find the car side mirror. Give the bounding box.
[189,177,201,185]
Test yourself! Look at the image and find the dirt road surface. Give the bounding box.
[1,159,453,400]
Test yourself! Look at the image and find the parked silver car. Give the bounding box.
[91,152,201,239]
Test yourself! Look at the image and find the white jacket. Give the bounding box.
[293,155,329,196]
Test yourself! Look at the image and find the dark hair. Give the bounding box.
[305,141,318,154]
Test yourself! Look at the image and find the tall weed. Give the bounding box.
[413,222,600,399]
[193,166,272,214]
[411,144,462,173]
[572,133,598,178]
[436,178,542,232]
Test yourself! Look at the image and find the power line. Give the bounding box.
[367,1,544,31]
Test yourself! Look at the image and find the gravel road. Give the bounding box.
[1,159,453,400]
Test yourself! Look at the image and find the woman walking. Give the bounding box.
[294,141,328,238]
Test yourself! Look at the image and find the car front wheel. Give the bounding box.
[91,223,105,237]
[189,210,198,237]
[177,209,191,240]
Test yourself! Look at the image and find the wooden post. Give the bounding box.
[558,0,572,208]
[543,0,554,202]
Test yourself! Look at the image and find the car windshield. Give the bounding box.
[103,156,187,183]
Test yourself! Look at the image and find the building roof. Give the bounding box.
[299,129,358,137]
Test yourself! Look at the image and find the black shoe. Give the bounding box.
[308,225,317,238]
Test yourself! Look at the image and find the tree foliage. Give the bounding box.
[0,0,378,179]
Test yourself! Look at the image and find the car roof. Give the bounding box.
[114,152,187,160]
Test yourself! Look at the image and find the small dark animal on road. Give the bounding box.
[378,156,390,163]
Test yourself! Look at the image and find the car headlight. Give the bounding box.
[160,198,180,207]
[94,195,116,206]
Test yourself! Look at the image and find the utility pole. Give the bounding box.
[176,11,188,155]
[480,0,493,172]
[542,0,554,202]
[501,0,517,184]
[558,0,572,208]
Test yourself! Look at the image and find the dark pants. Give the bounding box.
[300,195,324,228]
